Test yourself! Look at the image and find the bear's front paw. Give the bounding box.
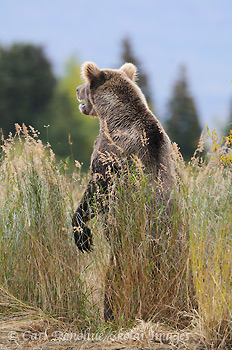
[72,217,93,253]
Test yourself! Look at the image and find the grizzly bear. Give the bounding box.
[72,62,175,320]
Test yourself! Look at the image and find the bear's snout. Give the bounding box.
[76,84,86,102]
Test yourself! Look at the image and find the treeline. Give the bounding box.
[0,44,98,170]
[0,40,231,169]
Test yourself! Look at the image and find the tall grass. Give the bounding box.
[186,129,232,347]
[0,124,100,327]
[92,158,191,328]
[0,124,231,347]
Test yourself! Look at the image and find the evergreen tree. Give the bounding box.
[0,43,56,136]
[120,37,153,108]
[165,66,202,160]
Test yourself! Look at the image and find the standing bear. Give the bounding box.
[72,62,175,320]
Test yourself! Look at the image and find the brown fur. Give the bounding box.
[72,62,176,320]
[76,62,174,185]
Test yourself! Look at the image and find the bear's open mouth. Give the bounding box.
[78,99,88,115]
[79,103,86,113]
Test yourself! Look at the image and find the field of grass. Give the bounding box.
[0,124,231,349]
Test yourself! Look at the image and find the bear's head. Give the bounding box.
[76,62,148,118]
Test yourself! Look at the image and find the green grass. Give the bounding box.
[0,124,231,348]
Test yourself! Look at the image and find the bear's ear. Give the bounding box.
[120,63,137,81]
[82,61,102,84]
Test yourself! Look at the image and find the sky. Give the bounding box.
[1,0,232,132]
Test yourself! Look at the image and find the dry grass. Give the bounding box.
[0,124,231,349]
[186,129,232,347]
[0,124,101,328]
[92,158,191,328]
